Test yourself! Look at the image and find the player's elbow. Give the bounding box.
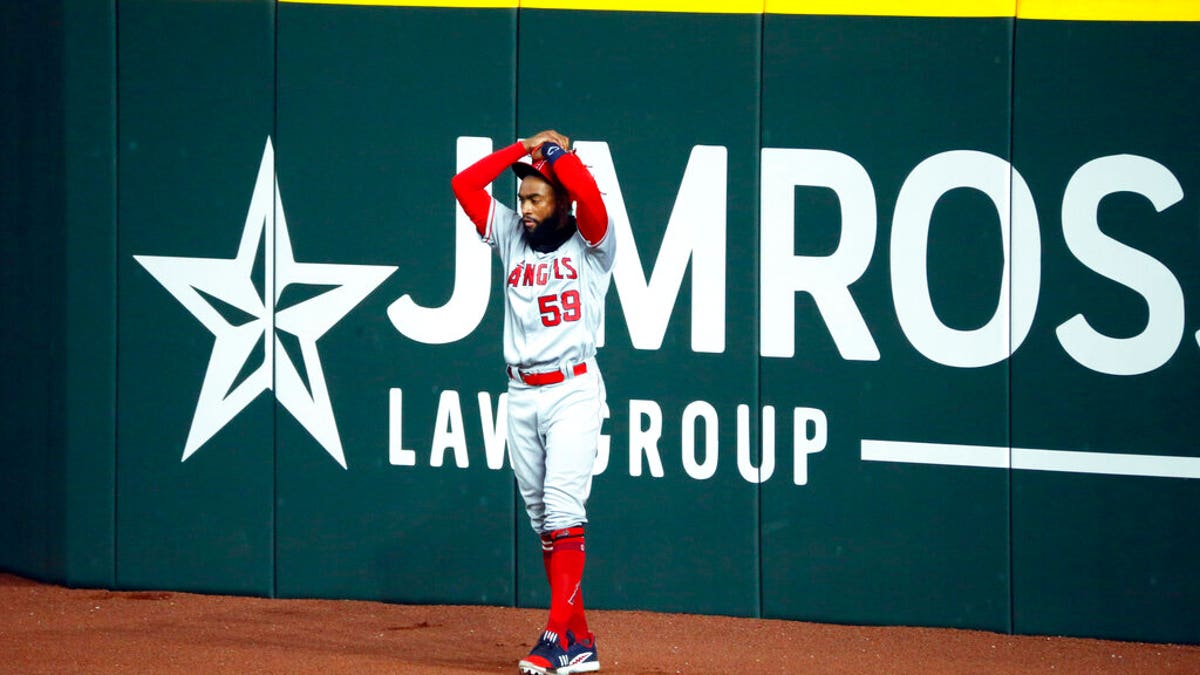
[579,213,609,246]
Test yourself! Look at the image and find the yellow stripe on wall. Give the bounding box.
[766,0,1014,18]
[769,0,1200,20]
[278,0,1200,21]
[280,0,518,7]
[281,0,758,8]
[1018,0,1200,21]
[521,0,762,11]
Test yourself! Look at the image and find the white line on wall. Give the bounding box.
[861,440,1200,479]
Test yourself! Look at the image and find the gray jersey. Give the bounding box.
[480,201,616,370]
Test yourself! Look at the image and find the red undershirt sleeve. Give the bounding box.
[553,153,609,247]
[451,141,528,237]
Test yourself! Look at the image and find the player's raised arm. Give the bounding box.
[451,141,528,237]
[538,142,609,246]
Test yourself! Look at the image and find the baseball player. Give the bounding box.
[451,130,614,674]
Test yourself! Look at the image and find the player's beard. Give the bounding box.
[526,214,577,253]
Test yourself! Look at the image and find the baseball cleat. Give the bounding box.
[556,630,600,673]
[518,630,568,675]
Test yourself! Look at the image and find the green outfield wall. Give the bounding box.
[2,0,1198,645]
[1,0,117,590]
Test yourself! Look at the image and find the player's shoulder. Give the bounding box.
[576,228,615,272]
[485,209,525,257]
[492,205,522,236]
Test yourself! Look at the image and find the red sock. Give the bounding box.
[546,526,587,646]
[567,580,590,640]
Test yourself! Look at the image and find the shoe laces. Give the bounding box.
[531,630,562,656]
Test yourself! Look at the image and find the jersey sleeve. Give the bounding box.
[451,141,528,244]
[580,213,616,273]
[553,152,610,248]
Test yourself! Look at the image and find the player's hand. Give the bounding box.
[523,130,571,159]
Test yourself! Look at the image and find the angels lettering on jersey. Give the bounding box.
[508,257,579,288]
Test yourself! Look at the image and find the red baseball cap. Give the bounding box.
[511,158,561,189]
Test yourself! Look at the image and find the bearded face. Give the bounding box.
[517,175,574,252]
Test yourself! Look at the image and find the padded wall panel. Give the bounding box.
[517,8,763,616]
[273,3,518,604]
[117,0,276,594]
[760,14,1014,631]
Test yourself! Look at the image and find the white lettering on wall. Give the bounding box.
[430,389,469,468]
[578,142,727,353]
[793,407,827,486]
[390,139,1197,377]
[737,404,776,483]
[681,400,720,480]
[760,148,880,360]
[1056,154,1185,375]
[891,150,1041,368]
[629,398,666,478]
[388,388,828,485]
[388,387,417,466]
[388,136,493,344]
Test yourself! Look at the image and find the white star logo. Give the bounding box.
[134,138,395,469]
